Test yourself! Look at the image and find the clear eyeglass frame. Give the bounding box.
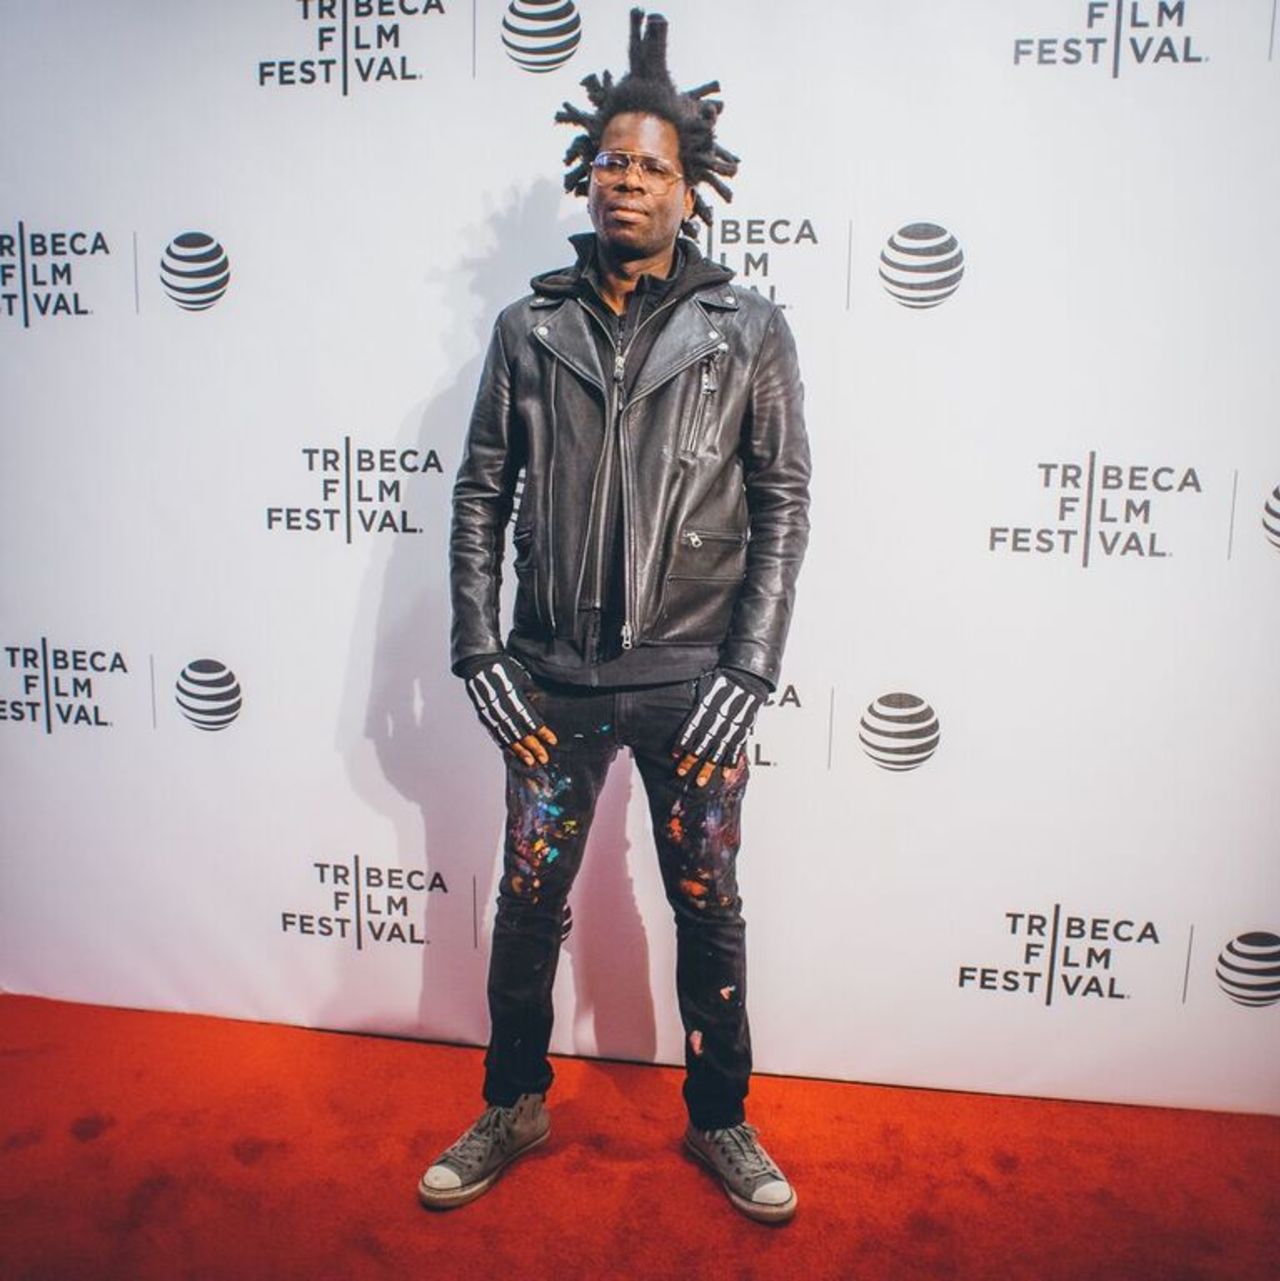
[590,149,685,193]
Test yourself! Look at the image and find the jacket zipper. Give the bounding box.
[612,344,633,649]
[678,346,725,459]
[596,343,627,648]
[543,362,558,631]
[576,293,726,654]
[683,529,746,548]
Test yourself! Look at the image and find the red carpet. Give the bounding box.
[1,994,1277,1280]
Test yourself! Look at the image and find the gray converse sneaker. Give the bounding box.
[684,1122,797,1223]
[418,1093,549,1209]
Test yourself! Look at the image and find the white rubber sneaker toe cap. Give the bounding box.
[422,1164,462,1191]
[753,1178,794,1206]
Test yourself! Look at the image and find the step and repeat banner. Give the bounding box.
[2,1,1278,1114]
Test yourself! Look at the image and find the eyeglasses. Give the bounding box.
[590,149,685,193]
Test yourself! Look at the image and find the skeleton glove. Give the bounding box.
[675,669,766,768]
[462,654,543,752]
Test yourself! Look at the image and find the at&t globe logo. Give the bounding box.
[859,692,941,771]
[160,232,231,311]
[1262,484,1280,551]
[880,223,964,309]
[502,0,581,73]
[176,659,242,731]
[1215,932,1280,1008]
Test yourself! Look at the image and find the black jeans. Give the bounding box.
[483,675,752,1130]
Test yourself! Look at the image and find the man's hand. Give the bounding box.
[462,655,558,767]
[674,669,765,788]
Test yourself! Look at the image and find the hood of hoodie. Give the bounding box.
[530,232,735,305]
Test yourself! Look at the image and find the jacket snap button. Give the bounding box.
[707,329,718,339]
[536,325,548,336]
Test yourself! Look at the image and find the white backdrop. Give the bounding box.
[2,0,1278,1115]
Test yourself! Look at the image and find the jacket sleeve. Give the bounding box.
[721,306,812,688]
[450,317,525,674]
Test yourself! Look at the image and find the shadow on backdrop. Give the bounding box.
[335,180,658,1069]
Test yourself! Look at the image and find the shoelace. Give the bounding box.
[447,1105,513,1167]
[706,1124,778,1180]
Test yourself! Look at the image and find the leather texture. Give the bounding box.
[450,275,811,689]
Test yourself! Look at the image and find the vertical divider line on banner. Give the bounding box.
[344,435,353,545]
[1082,450,1098,569]
[844,220,853,312]
[342,0,350,98]
[38,636,51,736]
[1227,470,1239,559]
[353,853,363,951]
[16,219,30,329]
[1045,903,1063,1008]
[1181,926,1196,1005]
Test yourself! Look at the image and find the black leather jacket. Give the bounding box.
[450,240,811,690]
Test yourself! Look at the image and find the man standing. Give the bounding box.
[420,9,810,1224]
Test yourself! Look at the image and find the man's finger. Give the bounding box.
[537,724,559,747]
[510,740,535,766]
[676,752,698,777]
[695,760,715,788]
[522,733,549,765]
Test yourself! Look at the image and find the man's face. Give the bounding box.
[587,112,694,262]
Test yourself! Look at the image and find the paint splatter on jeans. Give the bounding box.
[483,675,753,1131]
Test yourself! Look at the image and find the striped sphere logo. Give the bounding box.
[1263,485,1280,550]
[502,0,581,73]
[1215,932,1280,1007]
[160,232,231,311]
[880,223,964,309]
[859,692,941,771]
[175,659,242,732]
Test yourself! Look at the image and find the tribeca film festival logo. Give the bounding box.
[989,454,1202,565]
[281,856,448,948]
[0,224,110,329]
[160,233,231,312]
[960,906,1160,1004]
[0,640,128,733]
[742,679,804,769]
[502,0,582,73]
[1215,931,1280,1008]
[696,216,819,309]
[175,660,243,732]
[859,692,941,771]
[1014,1,1206,75]
[257,0,445,93]
[266,438,443,540]
[880,224,965,310]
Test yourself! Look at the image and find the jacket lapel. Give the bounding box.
[530,300,606,393]
[630,292,727,403]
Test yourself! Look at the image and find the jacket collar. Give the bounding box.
[529,233,738,396]
[529,231,733,301]
[529,298,607,390]
[531,285,735,397]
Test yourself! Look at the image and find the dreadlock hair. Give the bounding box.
[554,7,739,237]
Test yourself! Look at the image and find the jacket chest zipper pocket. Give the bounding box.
[683,529,745,547]
[678,346,727,460]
